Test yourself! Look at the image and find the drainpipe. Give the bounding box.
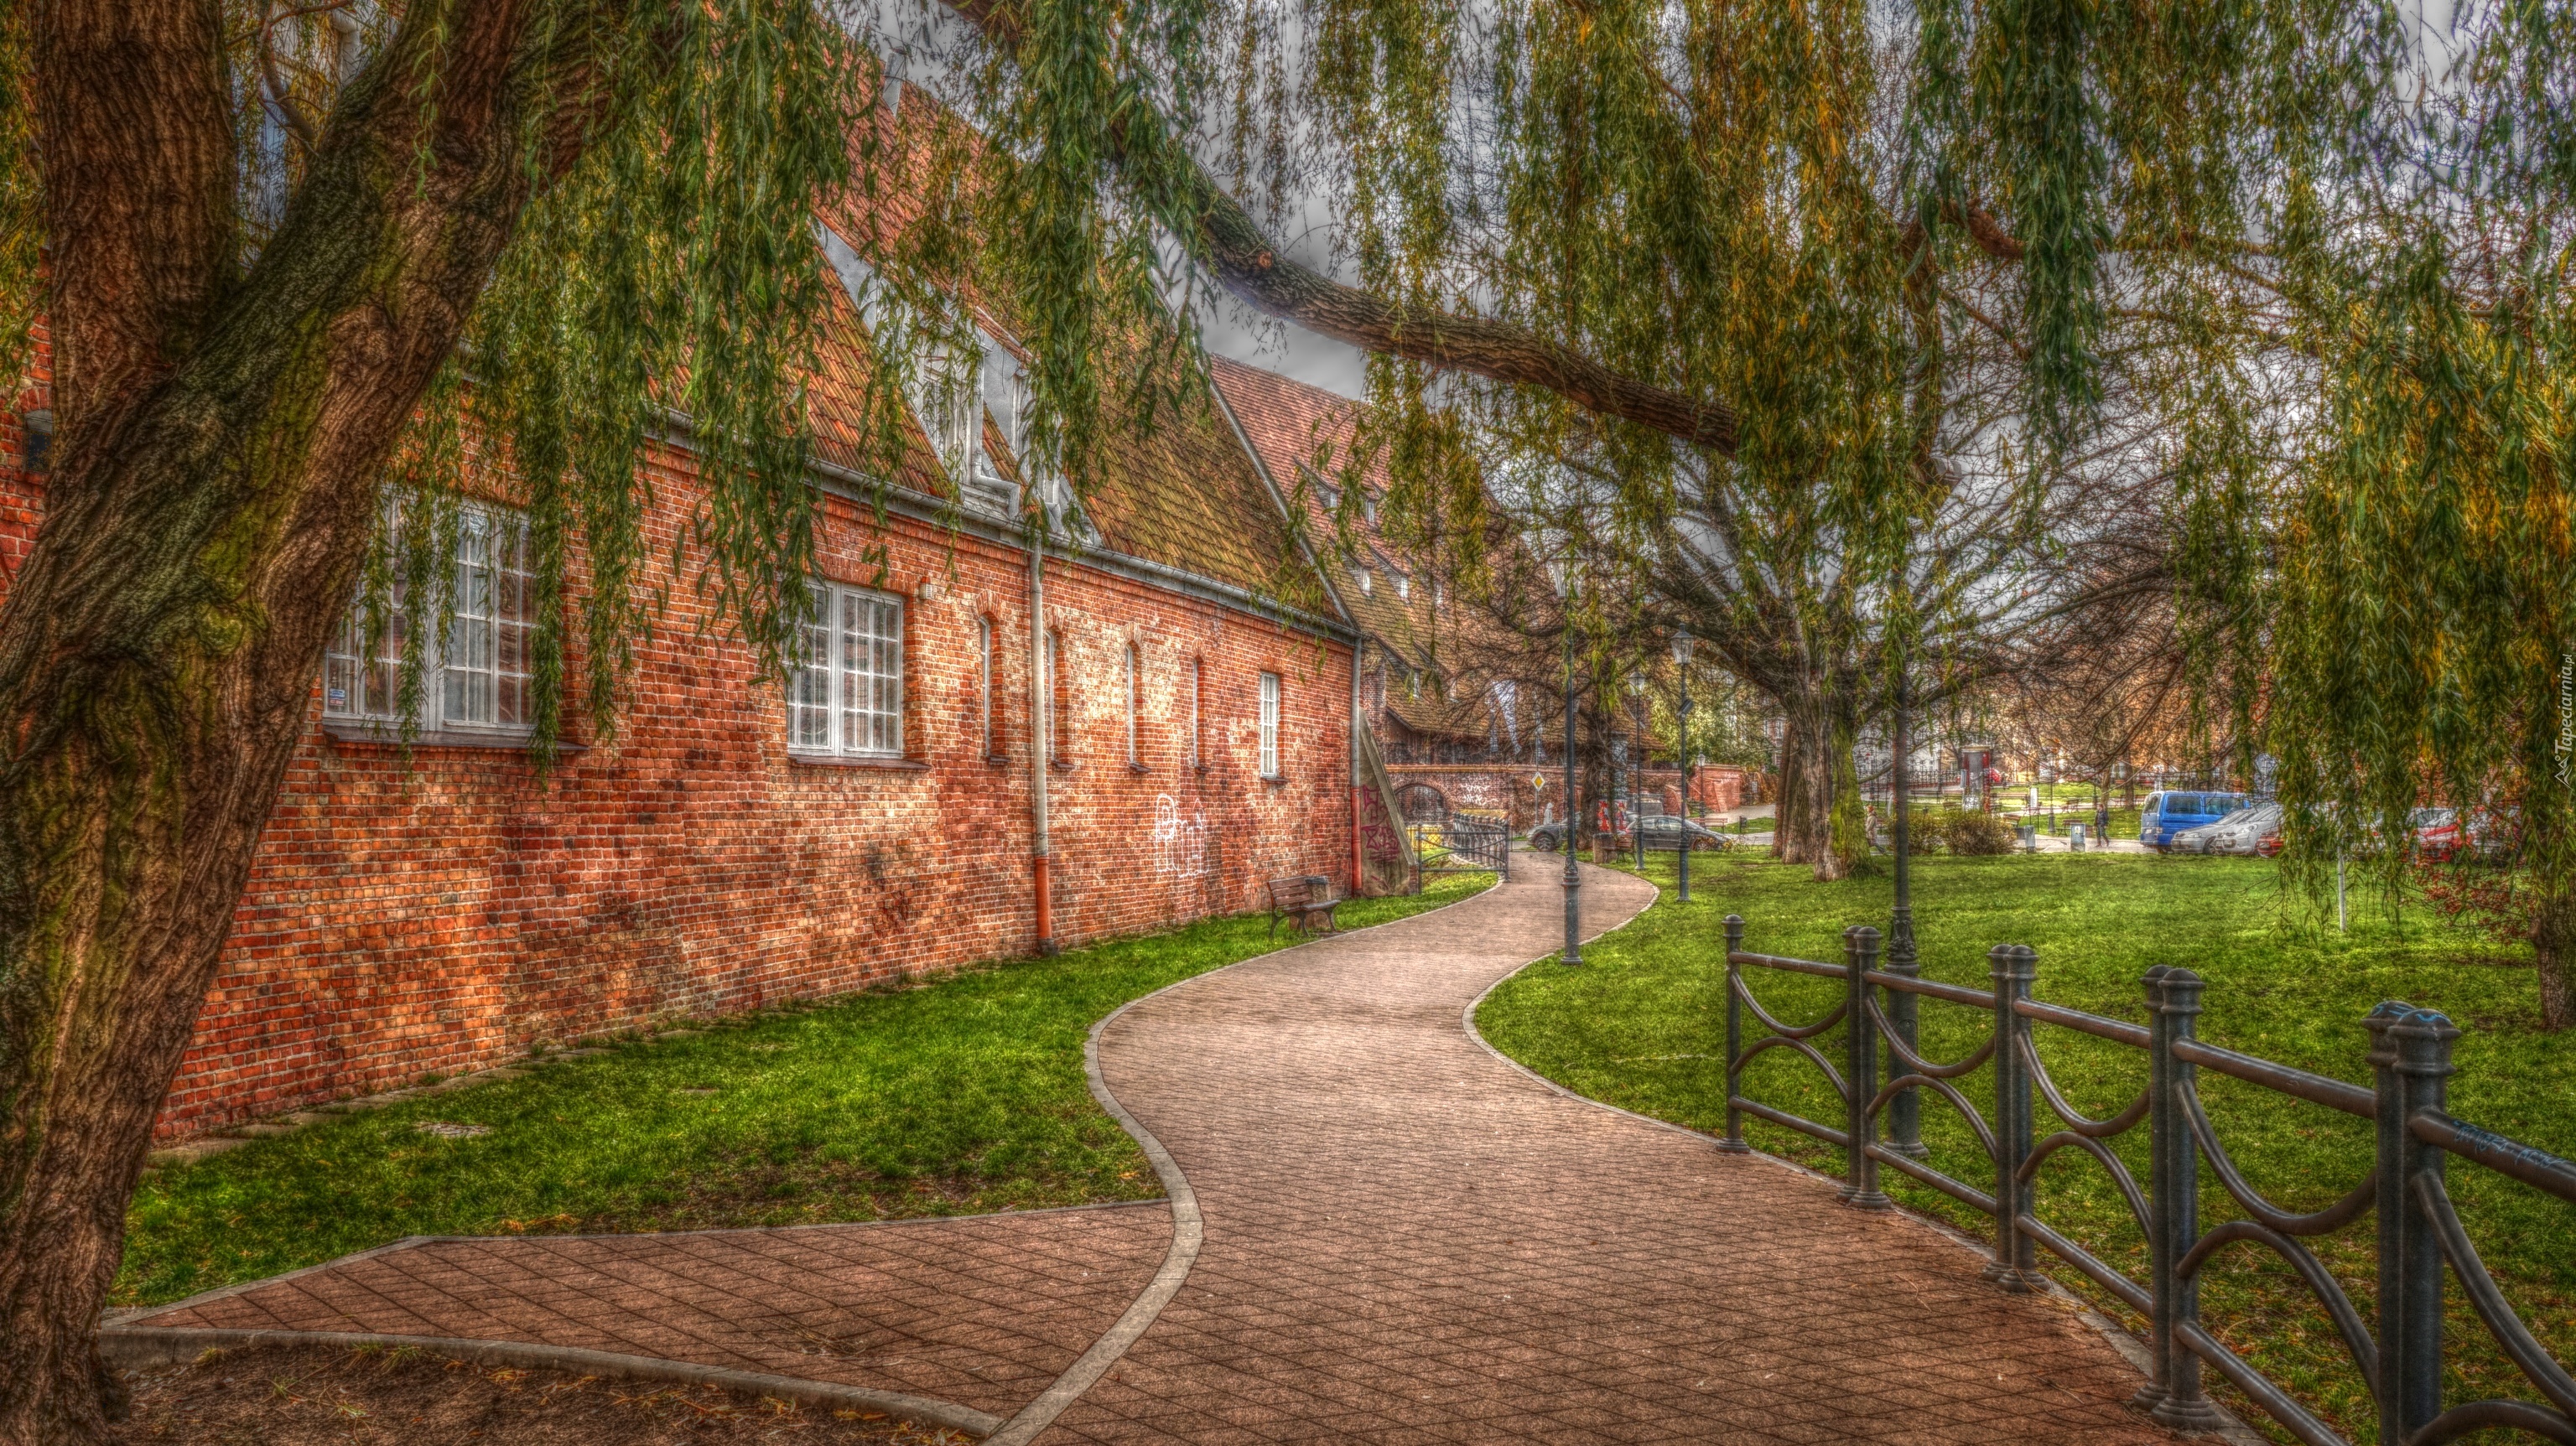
[1351,642,1365,894]
[1031,538,1057,955]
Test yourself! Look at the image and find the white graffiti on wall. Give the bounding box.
[1153,795,1213,878]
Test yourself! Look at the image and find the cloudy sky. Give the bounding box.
[868,0,1370,398]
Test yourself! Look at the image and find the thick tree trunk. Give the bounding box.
[2537,888,2575,1033]
[0,7,615,1439]
[1772,690,1841,878]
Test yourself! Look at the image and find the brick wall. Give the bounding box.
[3,412,1354,1138]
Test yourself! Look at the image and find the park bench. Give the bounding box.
[1266,873,1342,941]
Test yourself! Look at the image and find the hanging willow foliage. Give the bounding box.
[918,0,2573,996]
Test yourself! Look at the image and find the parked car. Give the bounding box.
[2141,790,2251,853]
[2179,802,2281,855]
[2413,806,2461,862]
[1528,811,1731,853]
[2415,806,2521,863]
[1634,813,1731,851]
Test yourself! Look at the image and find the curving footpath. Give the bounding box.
[111,858,2181,1443]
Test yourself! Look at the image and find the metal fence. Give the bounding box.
[1409,816,1510,881]
[1721,915,2576,1446]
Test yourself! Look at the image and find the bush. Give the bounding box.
[1898,809,1945,855]
[1947,810,2015,855]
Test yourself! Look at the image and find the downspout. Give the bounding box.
[1031,537,1056,955]
[1351,642,1365,894]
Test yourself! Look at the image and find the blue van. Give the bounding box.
[2142,791,2250,853]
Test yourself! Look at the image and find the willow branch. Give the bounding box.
[939,0,1740,456]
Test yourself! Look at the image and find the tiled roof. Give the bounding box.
[1208,356,1434,665]
[801,86,1331,618]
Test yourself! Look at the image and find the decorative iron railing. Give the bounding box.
[1410,816,1510,880]
[1722,915,2576,1446]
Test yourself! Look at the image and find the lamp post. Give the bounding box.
[1672,630,1694,904]
[1548,551,1583,966]
[1628,675,1647,872]
[1886,643,1925,1156]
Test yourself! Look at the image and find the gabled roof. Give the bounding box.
[802,86,1332,618]
[1208,355,1435,665]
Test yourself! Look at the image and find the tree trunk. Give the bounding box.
[2536,887,2575,1033]
[1774,687,1846,878]
[0,8,606,1438]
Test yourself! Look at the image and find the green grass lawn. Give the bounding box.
[1477,852,2575,1444]
[120,872,1495,1310]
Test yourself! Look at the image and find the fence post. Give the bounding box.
[1983,943,2041,1289]
[2132,966,2174,1414]
[2149,967,2223,1431]
[2371,1001,2459,1445]
[1721,915,1749,1153]
[1883,915,1927,1158]
[1841,926,1890,1208]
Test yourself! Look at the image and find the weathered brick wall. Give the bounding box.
[3,406,1353,1138]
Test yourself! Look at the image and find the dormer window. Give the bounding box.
[1356,566,1373,597]
[1395,574,1410,600]
[907,344,981,490]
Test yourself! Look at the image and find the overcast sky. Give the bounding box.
[866,0,1370,399]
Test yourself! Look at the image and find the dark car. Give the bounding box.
[1634,813,1731,851]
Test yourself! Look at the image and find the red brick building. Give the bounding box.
[3,128,1364,1140]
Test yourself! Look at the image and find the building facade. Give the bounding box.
[3,134,1363,1138]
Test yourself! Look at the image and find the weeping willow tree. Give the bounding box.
[935,0,2564,941]
[3,0,2568,1434]
[0,0,880,1437]
[2243,9,2576,1027]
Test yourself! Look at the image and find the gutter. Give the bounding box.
[644,418,1358,645]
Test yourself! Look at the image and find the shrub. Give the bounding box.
[1947,810,2015,855]
[1900,809,1945,855]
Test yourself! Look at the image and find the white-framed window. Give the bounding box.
[789,581,904,757]
[1258,671,1280,778]
[322,505,534,733]
[978,617,995,757]
[1124,643,1140,765]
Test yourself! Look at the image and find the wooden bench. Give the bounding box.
[1267,873,1342,941]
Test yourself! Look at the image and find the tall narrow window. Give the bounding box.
[787,581,904,758]
[443,510,535,728]
[1189,658,1203,769]
[1258,671,1281,778]
[978,618,995,758]
[1047,630,1066,764]
[1124,643,1140,766]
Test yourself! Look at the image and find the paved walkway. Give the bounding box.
[116,859,2175,1443]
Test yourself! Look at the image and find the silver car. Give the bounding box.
[2176,802,2280,855]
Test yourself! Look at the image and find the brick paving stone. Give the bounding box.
[122,1203,1172,1418]
[1032,857,2177,1444]
[117,856,2183,1443]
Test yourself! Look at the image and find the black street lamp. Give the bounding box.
[1547,550,1582,966]
[1628,675,1647,872]
[1672,630,1694,904]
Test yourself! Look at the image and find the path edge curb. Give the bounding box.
[1455,859,2267,1446]
[91,1326,1005,1436]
